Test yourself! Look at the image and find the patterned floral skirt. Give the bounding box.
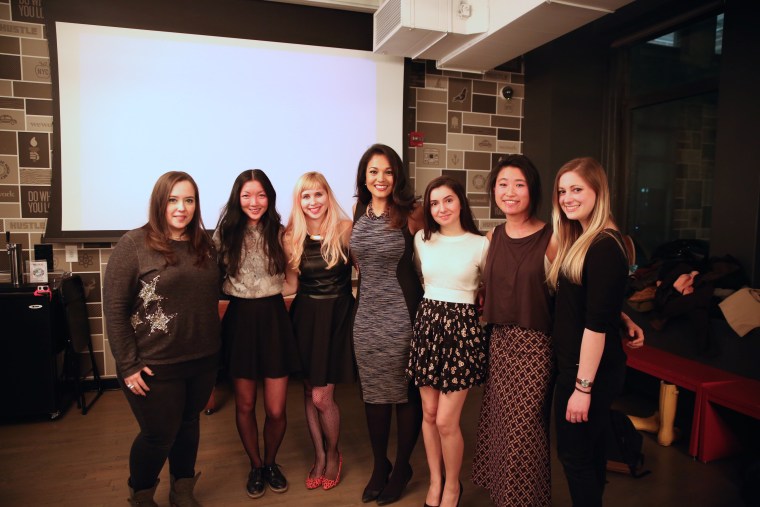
[406,298,487,393]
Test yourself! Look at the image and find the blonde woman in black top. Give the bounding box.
[283,172,354,492]
[547,157,629,507]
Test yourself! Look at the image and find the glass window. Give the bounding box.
[629,15,722,97]
[624,13,722,261]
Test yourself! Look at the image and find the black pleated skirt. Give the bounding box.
[222,294,300,380]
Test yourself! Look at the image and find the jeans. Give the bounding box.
[120,358,217,491]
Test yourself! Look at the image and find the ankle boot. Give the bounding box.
[628,412,660,433]
[170,472,202,507]
[657,381,679,446]
[128,479,159,507]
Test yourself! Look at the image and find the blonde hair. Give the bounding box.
[547,157,625,288]
[285,172,350,272]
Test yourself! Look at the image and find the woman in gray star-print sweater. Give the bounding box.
[105,226,221,376]
[103,171,221,506]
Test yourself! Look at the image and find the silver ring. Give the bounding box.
[127,384,134,389]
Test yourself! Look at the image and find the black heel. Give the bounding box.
[362,457,391,503]
[423,481,444,507]
[377,464,413,505]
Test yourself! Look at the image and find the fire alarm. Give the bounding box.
[409,131,424,147]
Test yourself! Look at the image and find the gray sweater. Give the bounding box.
[103,228,221,378]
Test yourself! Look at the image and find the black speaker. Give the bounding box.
[34,244,54,271]
[0,286,67,419]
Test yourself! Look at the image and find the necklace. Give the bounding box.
[309,233,323,241]
[170,233,186,241]
[367,200,389,220]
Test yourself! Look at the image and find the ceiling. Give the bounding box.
[262,0,379,13]
[263,0,634,73]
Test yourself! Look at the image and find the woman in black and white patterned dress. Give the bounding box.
[350,144,424,505]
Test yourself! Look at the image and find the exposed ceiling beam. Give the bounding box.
[261,0,379,13]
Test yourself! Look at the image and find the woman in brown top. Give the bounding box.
[472,155,557,507]
[472,155,643,507]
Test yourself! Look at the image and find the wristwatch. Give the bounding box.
[576,377,594,389]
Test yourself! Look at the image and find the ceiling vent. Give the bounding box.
[373,0,488,60]
[373,0,633,73]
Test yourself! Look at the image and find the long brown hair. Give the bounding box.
[421,176,482,241]
[354,144,416,228]
[142,171,213,266]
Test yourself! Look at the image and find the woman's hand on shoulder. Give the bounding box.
[408,203,424,235]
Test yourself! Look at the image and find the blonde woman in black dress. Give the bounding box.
[284,172,354,492]
[350,144,424,505]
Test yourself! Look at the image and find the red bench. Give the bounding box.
[698,378,760,462]
[624,343,744,459]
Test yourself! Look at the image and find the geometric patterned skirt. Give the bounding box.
[472,324,555,507]
[406,298,488,393]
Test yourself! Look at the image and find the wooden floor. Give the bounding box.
[0,380,748,506]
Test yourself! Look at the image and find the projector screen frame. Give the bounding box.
[42,0,412,243]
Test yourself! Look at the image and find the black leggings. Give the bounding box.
[120,363,216,491]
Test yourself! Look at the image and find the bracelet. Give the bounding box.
[574,386,591,394]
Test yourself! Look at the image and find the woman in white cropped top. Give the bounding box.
[406,175,489,507]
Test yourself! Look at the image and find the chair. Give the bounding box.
[59,274,104,414]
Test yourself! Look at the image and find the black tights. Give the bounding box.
[364,385,422,493]
[233,376,289,468]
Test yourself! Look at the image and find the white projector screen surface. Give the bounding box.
[54,22,404,234]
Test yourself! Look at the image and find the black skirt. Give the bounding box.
[407,298,488,393]
[289,292,356,386]
[222,294,300,380]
